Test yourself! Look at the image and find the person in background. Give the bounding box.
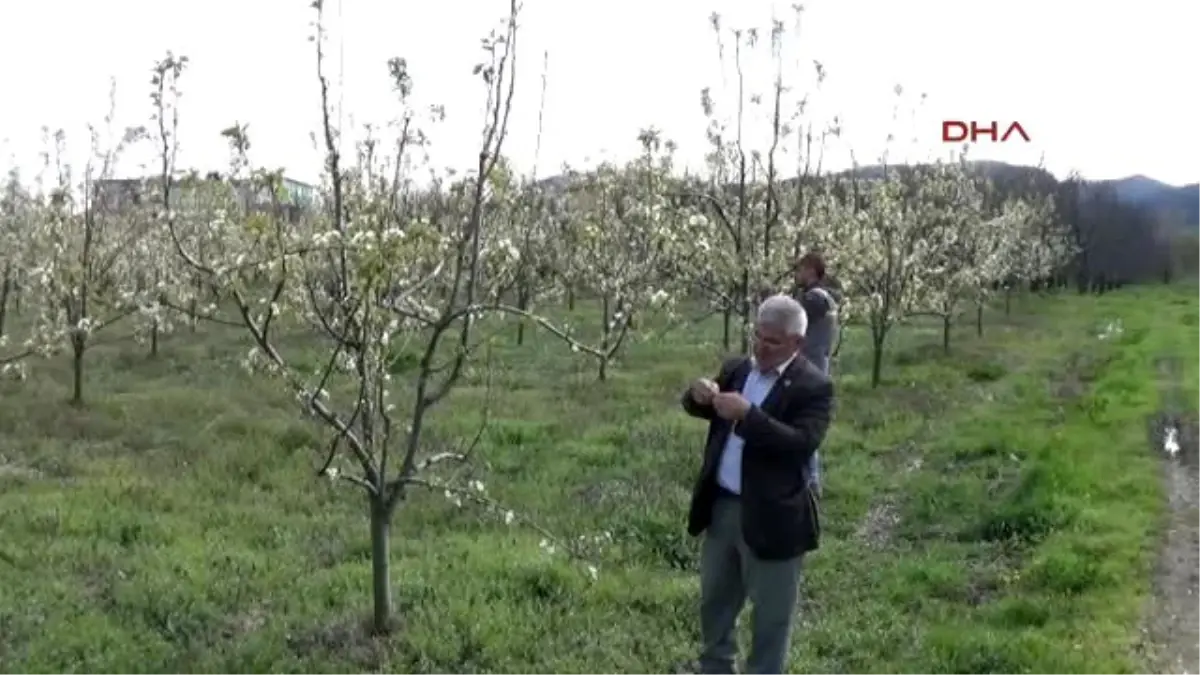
[793,252,838,499]
[681,294,834,674]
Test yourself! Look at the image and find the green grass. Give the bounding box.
[0,286,1195,673]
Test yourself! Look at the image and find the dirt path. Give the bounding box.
[853,451,923,549]
[1143,356,1199,674]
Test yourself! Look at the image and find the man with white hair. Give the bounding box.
[681,294,834,674]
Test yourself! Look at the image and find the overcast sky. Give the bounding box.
[1,0,1195,187]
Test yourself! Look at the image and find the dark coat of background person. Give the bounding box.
[680,355,834,560]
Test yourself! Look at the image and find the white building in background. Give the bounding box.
[93,174,322,223]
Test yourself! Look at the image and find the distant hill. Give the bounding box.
[529,160,1196,285]
[1090,174,1199,229]
[850,159,1057,186]
[835,162,1199,230]
[533,161,1199,230]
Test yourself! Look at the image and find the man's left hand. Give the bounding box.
[712,392,751,421]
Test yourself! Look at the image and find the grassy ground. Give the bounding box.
[0,286,1195,673]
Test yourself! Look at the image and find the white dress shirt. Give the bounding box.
[716,353,797,495]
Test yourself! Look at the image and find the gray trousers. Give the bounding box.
[806,354,830,493]
[699,496,803,674]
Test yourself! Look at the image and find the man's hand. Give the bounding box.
[689,378,719,405]
[712,392,752,421]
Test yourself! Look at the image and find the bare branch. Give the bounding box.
[400,476,594,563]
[415,452,467,472]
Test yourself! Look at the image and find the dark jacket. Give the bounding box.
[681,355,833,560]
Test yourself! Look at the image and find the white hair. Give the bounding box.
[756,294,807,337]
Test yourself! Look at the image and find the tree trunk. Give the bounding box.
[739,274,751,354]
[975,304,983,337]
[515,281,529,346]
[870,333,885,388]
[598,295,610,382]
[941,314,952,354]
[0,269,10,337]
[566,286,575,312]
[150,322,159,357]
[71,338,85,406]
[369,499,393,635]
[722,308,731,352]
[1004,287,1012,316]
